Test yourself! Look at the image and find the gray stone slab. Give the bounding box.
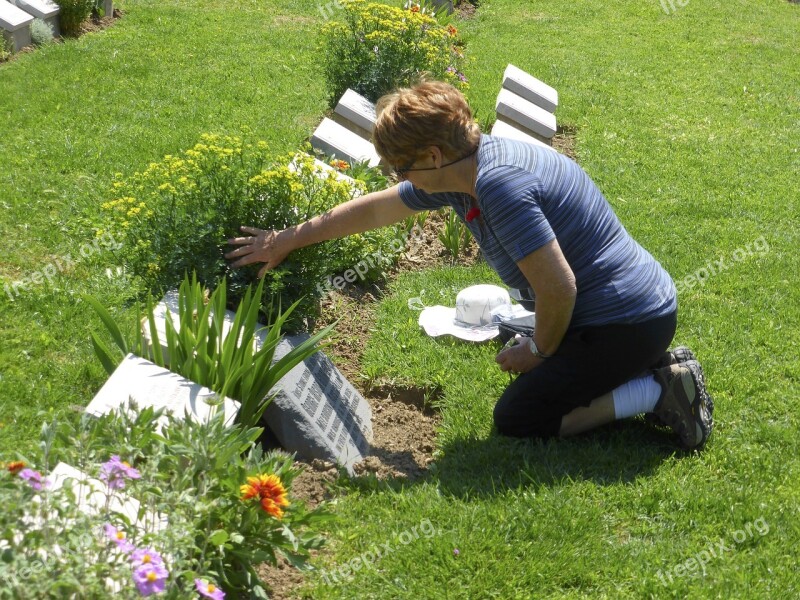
[491,120,556,152]
[265,335,372,473]
[502,64,559,113]
[495,88,557,142]
[12,0,59,35]
[310,117,381,168]
[0,0,32,52]
[144,292,372,473]
[332,88,377,141]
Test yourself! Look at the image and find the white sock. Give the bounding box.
[612,376,662,419]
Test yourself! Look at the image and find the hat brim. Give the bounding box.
[418,306,500,342]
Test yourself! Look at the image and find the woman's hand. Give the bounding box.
[225,226,293,278]
[495,337,543,375]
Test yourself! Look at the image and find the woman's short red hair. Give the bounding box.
[373,80,481,169]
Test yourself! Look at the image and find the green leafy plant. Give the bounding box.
[30,19,55,46]
[86,274,334,428]
[55,0,94,37]
[101,135,402,330]
[320,0,468,104]
[438,207,471,263]
[0,408,332,598]
[0,33,12,61]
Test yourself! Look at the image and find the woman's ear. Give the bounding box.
[427,146,444,167]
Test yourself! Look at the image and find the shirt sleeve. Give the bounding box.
[397,181,452,211]
[478,165,556,262]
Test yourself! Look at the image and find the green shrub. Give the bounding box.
[30,18,55,46]
[56,0,93,37]
[100,134,405,330]
[320,0,468,104]
[0,409,332,598]
[0,34,12,61]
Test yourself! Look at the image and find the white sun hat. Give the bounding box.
[417,284,513,342]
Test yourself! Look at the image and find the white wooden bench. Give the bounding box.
[310,117,381,168]
[11,0,59,36]
[501,64,559,113]
[332,88,377,141]
[0,0,33,52]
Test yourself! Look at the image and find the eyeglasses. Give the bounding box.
[394,146,478,181]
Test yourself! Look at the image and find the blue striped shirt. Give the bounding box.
[398,134,677,328]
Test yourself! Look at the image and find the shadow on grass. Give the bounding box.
[431,420,690,499]
[341,418,692,498]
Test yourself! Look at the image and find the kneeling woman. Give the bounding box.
[226,81,713,449]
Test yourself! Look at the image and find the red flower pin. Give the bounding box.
[466,207,481,222]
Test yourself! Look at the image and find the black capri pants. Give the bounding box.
[493,310,677,439]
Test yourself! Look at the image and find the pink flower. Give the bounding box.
[18,468,49,491]
[104,523,134,553]
[195,578,225,599]
[130,548,164,569]
[132,562,168,596]
[100,455,141,490]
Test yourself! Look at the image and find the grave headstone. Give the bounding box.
[0,0,33,52]
[501,64,559,113]
[85,354,239,430]
[310,117,381,168]
[288,153,363,198]
[332,88,377,141]
[491,120,557,152]
[11,0,58,35]
[143,293,373,473]
[495,88,557,143]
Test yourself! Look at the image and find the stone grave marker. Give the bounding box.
[310,117,381,168]
[11,0,59,35]
[85,354,239,430]
[0,0,33,52]
[332,88,377,141]
[501,64,559,113]
[491,120,557,152]
[288,153,363,197]
[495,88,557,143]
[143,293,373,473]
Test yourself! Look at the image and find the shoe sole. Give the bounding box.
[682,360,713,450]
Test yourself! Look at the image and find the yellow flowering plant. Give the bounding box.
[320,0,468,104]
[101,135,402,330]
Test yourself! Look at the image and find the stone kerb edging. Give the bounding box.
[11,0,59,36]
[0,0,33,52]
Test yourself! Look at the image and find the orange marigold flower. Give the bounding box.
[410,4,420,11]
[7,461,25,475]
[240,474,290,518]
[330,159,350,170]
[447,25,458,36]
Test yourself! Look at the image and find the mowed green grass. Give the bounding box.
[1,0,798,597]
[298,0,800,598]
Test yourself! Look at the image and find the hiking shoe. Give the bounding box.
[645,347,715,426]
[652,360,713,449]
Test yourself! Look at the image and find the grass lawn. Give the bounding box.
[1,0,799,597]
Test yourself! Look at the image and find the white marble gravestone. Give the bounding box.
[491,120,556,152]
[501,64,559,114]
[11,0,59,35]
[495,88,557,143]
[310,117,381,168]
[332,88,377,141]
[143,293,373,473]
[287,153,363,198]
[85,354,239,430]
[0,0,33,52]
